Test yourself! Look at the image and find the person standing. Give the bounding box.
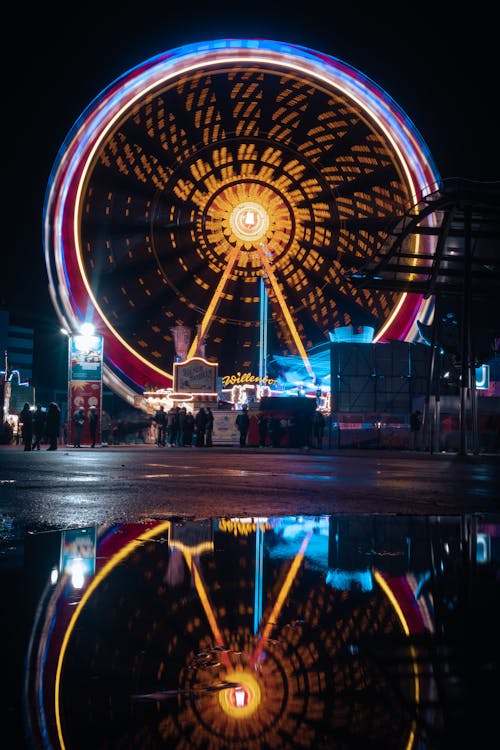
[19,403,33,451]
[268,414,281,448]
[73,405,86,448]
[184,410,195,446]
[258,412,269,447]
[409,410,422,450]
[155,405,166,447]
[88,406,98,448]
[235,405,250,447]
[313,409,325,448]
[205,407,214,446]
[45,402,61,450]
[195,407,207,447]
[32,405,45,450]
[176,407,186,446]
[166,407,179,447]
[101,410,111,446]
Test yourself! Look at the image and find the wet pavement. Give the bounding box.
[1,445,499,527]
[1,445,499,748]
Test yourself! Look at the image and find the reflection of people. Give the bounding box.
[73,406,86,448]
[235,405,250,447]
[88,406,98,448]
[409,410,422,450]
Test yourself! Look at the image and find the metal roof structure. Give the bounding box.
[345,178,500,454]
[345,178,500,300]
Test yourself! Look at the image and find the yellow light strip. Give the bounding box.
[373,569,419,750]
[187,244,241,359]
[55,522,171,750]
[257,246,315,379]
[183,548,232,671]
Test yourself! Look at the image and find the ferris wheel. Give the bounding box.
[44,39,440,403]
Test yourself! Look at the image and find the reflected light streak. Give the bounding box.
[54,522,171,750]
[250,530,312,668]
[257,245,314,379]
[183,548,233,671]
[374,569,419,750]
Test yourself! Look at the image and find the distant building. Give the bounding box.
[0,310,35,421]
[0,310,34,384]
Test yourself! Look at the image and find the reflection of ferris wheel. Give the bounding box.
[44,39,440,402]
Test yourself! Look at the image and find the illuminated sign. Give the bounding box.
[69,334,103,381]
[60,526,97,580]
[475,364,490,390]
[218,518,273,536]
[174,356,218,393]
[221,372,277,387]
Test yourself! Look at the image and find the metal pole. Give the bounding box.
[434,349,442,453]
[424,298,439,453]
[471,364,479,454]
[459,206,472,456]
[259,278,268,387]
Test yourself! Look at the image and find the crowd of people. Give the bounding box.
[154,405,215,447]
[17,401,62,451]
[4,401,329,450]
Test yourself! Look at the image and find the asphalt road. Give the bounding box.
[1,445,499,529]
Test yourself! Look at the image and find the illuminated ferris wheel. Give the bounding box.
[44,39,440,403]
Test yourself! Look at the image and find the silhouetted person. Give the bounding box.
[258,413,269,446]
[195,407,207,446]
[184,411,195,446]
[155,405,166,446]
[410,410,422,450]
[88,405,98,448]
[101,410,111,445]
[176,407,186,446]
[205,407,214,446]
[166,407,178,447]
[32,405,45,450]
[235,405,250,447]
[19,403,33,451]
[313,409,325,448]
[73,406,86,447]
[268,415,281,447]
[46,402,61,450]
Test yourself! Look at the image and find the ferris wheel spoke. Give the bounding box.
[257,247,314,380]
[187,245,242,359]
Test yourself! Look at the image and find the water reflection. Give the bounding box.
[5,514,499,749]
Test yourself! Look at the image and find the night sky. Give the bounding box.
[7,5,498,389]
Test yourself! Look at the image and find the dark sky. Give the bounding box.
[7,5,498,388]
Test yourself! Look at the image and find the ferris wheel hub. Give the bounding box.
[229,201,270,243]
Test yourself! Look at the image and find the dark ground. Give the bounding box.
[1,445,499,531]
